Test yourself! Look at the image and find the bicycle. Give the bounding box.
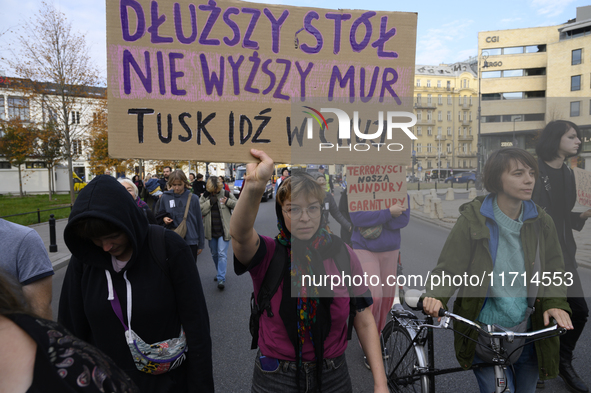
[381,287,566,393]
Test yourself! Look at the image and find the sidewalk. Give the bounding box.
[28,192,591,272]
[409,189,591,270]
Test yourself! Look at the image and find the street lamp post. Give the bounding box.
[476,51,488,190]
[512,116,522,148]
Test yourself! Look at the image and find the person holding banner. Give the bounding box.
[349,189,410,368]
[533,120,591,392]
[230,149,388,393]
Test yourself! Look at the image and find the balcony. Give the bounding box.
[417,119,435,126]
[414,102,437,109]
[461,119,471,126]
[458,135,474,141]
[461,102,472,109]
[457,152,477,158]
[435,135,447,141]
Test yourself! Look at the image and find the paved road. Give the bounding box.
[49,189,590,392]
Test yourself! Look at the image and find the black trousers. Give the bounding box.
[189,245,199,262]
[560,267,589,362]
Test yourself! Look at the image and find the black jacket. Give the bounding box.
[532,158,587,269]
[322,192,351,231]
[58,175,213,393]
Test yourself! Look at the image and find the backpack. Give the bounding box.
[248,239,357,350]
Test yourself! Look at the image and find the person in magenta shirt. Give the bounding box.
[230,149,388,393]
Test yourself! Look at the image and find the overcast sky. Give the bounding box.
[0,0,586,82]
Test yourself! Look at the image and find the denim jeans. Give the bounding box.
[251,351,352,393]
[209,236,229,281]
[472,340,538,393]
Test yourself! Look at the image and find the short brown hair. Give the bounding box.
[167,170,190,189]
[277,172,325,207]
[483,148,538,194]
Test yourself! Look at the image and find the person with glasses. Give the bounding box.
[230,149,388,393]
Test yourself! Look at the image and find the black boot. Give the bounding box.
[560,358,589,393]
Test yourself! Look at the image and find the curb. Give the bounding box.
[52,255,71,271]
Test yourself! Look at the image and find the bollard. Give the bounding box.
[414,192,424,207]
[49,214,58,252]
[410,192,417,210]
[432,198,444,219]
[468,187,477,200]
[445,187,455,201]
[37,209,41,224]
[435,181,438,192]
[418,180,421,191]
[424,195,432,214]
[430,189,437,198]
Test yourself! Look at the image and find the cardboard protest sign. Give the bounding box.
[573,167,591,208]
[106,0,417,163]
[346,164,408,212]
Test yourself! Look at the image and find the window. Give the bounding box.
[25,162,48,169]
[463,112,467,121]
[466,80,469,88]
[427,80,431,87]
[463,143,468,153]
[447,111,451,121]
[438,94,442,104]
[417,111,422,121]
[463,127,467,136]
[503,92,523,99]
[427,94,432,104]
[427,161,432,169]
[447,143,452,153]
[469,127,472,135]
[572,49,582,65]
[504,46,524,55]
[525,68,546,76]
[437,143,442,153]
[525,45,546,53]
[463,160,467,168]
[416,79,421,87]
[416,94,421,103]
[458,111,461,120]
[437,80,441,88]
[427,143,432,153]
[71,111,80,124]
[0,96,4,120]
[427,127,432,136]
[7,97,29,121]
[427,111,432,121]
[447,127,452,136]
[571,75,581,91]
[482,71,502,78]
[437,126,442,135]
[447,81,451,90]
[447,95,452,105]
[470,96,473,105]
[0,162,12,169]
[570,101,580,117]
[437,111,442,121]
[417,143,422,153]
[469,112,473,121]
[72,139,83,155]
[417,126,422,136]
[503,70,524,77]
[483,48,502,56]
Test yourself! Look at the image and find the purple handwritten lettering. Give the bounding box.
[325,13,351,54]
[261,59,275,95]
[169,52,186,96]
[199,53,224,96]
[228,55,244,95]
[198,0,221,46]
[295,61,313,100]
[274,59,291,100]
[380,68,401,104]
[174,3,197,44]
[372,16,398,58]
[148,1,173,44]
[222,7,240,46]
[263,8,289,54]
[123,50,152,94]
[360,66,379,102]
[300,11,323,54]
[242,8,260,49]
[156,51,166,94]
[245,51,261,94]
[120,0,145,42]
[350,12,375,52]
[329,65,355,102]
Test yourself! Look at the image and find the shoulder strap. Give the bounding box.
[250,239,289,349]
[182,192,192,220]
[148,224,170,281]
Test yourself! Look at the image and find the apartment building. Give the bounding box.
[412,60,479,178]
[478,5,591,169]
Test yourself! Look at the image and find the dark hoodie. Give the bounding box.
[58,175,213,393]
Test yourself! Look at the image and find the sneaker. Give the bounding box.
[537,380,545,389]
[363,356,371,370]
[214,277,217,282]
[217,280,225,290]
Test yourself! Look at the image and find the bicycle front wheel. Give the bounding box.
[382,319,429,393]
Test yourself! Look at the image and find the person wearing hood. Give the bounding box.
[423,148,572,393]
[159,170,205,261]
[58,175,214,393]
[230,149,388,393]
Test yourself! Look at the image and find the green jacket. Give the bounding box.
[199,189,237,241]
[425,195,570,379]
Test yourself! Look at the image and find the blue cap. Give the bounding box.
[319,165,326,169]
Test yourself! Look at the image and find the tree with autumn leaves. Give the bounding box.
[5,2,101,205]
[0,118,37,197]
